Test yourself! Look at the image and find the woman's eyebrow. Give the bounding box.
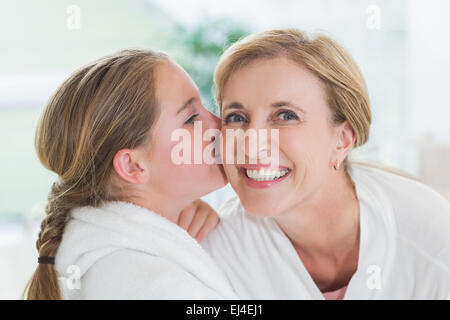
[271,101,306,114]
[223,102,244,112]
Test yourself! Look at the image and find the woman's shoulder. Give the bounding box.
[351,162,450,261]
[350,162,450,211]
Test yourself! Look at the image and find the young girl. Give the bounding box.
[25,49,237,299]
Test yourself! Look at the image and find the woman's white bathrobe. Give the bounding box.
[201,164,450,299]
[54,201,238,299]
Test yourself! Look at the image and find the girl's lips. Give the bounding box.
[239,167,291,189]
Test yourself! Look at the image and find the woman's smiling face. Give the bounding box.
[221,56,344,216]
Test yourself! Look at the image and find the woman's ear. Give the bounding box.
[113,149,150,184]
[336,122,356,157]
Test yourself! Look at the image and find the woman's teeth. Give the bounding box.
[245,168,290,181]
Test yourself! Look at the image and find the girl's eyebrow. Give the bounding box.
[176,97,196,115]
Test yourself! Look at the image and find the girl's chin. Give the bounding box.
[210,164,228,186]
[218,164,228,183]
[202,168,228,193]
[215,173,229,190]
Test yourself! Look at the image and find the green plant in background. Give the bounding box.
[169,19,248,115]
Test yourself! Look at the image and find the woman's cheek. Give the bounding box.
[278,128,302,160]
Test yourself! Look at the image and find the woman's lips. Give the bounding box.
[239,165,291,189]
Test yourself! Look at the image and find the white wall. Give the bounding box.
[407,0,450,142]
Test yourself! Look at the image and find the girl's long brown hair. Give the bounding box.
[24,49,169,299]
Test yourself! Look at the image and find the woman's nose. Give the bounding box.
[241,122,276,164]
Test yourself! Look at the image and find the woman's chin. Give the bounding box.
[239,198,282,217]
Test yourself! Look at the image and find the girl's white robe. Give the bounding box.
[201,164,450,299]
[54,201,238,299]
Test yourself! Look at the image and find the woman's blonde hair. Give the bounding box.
[214,29,372,169]
[24,49,169,299]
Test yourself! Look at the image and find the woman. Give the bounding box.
[25,49,237,299]
[202,29,450,299]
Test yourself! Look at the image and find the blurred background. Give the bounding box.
[1,0,449,299]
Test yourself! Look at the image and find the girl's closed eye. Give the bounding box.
[185,113,199,125]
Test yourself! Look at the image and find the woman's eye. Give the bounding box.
[224,113,246,124]
[185,113,199,125]
[277,110,299,121]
